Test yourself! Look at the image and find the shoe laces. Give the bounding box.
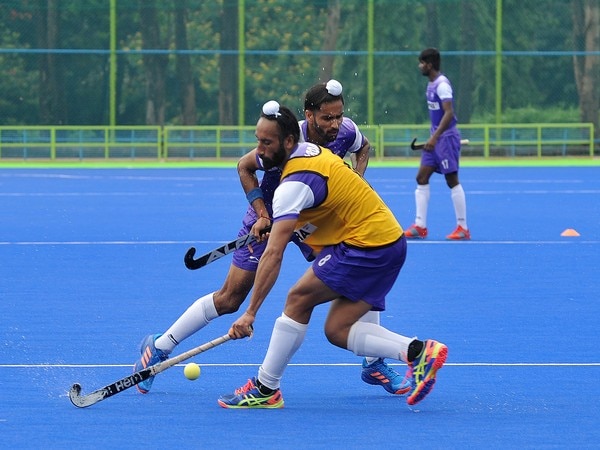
[369,359,406,385]
[234,378,257,395]
[451,225,468,236]
[155,348,168,361]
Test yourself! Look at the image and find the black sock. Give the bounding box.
[407,339,424,362]
[256,378,276,395]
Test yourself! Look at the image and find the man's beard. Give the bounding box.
[261,143,287,170]
[312,118,337,143]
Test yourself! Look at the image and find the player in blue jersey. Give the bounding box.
[405,48,470,240]
[218,100,447,409]
[300,80,408,393]
[299,80,370,175]
[133,80,409,396]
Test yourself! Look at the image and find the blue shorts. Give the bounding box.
[232,223,314,271]
[421,132,461,174]
[311,236,407,311]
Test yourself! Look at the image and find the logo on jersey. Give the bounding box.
[294,222,317,241]
[305,143,321,157]
[318,254,331,266]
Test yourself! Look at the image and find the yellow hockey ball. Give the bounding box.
[183,362,201,380]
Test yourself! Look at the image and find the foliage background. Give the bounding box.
[0,0,598,131]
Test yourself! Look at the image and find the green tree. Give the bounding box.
[572,0,600,137]
[175,0,197,125]
[0,0,596,130]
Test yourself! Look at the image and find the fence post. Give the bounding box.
[50,127,56,160]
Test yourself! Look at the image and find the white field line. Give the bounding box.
[1,362,599,368]
[1,240,599,246]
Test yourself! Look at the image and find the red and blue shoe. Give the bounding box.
[218,377,284,409]
[361,358,411,395]
[133,334,168,394]
[446,225,471,240]
[405,224,428,239]
[406,339,448,405]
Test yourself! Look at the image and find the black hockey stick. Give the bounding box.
[410,138,470,150]
[69,334,231,408]
[184,226,272,270]
[184,222,317,270]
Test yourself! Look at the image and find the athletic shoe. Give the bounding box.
[218,377,284,409]
[361,358,411,395]
[405,224,428,239]
[446,225,471,240]
[406,339,448,406]
[133,334,168,394]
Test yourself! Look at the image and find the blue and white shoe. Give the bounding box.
[133,334,168,394]
[361,358,411,395]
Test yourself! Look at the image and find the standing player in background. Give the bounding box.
[405,48,470,240]
[133,80,409,397]
[218,100,447,409]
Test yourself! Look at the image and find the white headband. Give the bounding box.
[262,100,281,117]
[326,79,343,96]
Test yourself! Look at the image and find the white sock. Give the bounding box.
[415,184,430,228]
[154,292,219,354]
[347,321,414,363]
[359,311,381,365]
[451,184,467,229]
[258,313,308,390]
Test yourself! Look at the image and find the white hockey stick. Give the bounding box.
[69,334,231,408]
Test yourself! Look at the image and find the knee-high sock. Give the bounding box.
[415,184,430,228]
[154,292,219,354]
[451,184,467,228]
[347,321,414,363]
[359,311,381,365]
[258,313,308,390]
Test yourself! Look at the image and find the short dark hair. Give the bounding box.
[419,48,441,71]
[304,81,344,112]
[261,104,300,144]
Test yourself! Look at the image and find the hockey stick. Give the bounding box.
[184,226,272,270]
[410,138,470,150]
[69,333,231,408]
[184,222,317,270]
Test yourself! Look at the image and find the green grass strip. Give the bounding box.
[0,157,599,169]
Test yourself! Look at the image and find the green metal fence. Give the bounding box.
[0,123,595,162]
[379,123,595,158]
[0,126,161,160]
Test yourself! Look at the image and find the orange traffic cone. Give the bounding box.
[560,228,580,237]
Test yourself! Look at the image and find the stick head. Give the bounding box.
[410,138,424,150]
[183,247,197,269]
[70,383,82,396]
[69,383,85,407]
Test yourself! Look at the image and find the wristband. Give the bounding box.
[246,187,263,204]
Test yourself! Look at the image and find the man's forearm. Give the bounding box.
[245,252,282,317]
[352,145,370,176]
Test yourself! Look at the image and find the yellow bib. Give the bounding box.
[281,145,403,253]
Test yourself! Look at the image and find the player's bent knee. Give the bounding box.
[283,298,315,325]
[324,325,348,349]
[213,291,246,315]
